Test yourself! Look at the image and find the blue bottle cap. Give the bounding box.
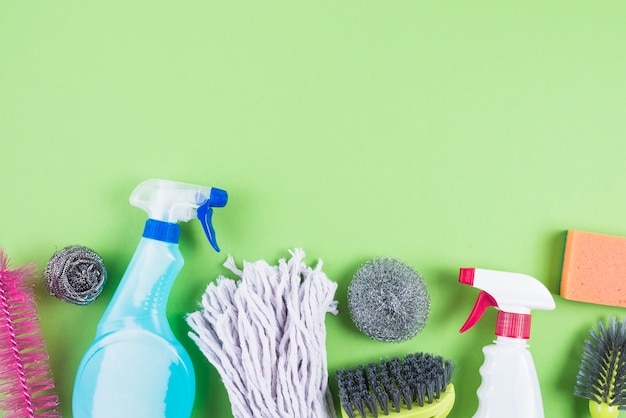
[142,220,181,243]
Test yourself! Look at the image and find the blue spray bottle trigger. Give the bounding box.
[197,188,228,252]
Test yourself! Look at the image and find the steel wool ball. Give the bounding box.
[347,257,430,342]
[44,245,107,305]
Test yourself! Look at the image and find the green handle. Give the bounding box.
[590,400,620,418]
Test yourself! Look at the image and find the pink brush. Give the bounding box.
[0,248,60,417]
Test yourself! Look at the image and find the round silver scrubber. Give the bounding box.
[347,257,430,342]
[44,245,107,305]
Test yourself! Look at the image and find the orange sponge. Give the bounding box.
[561,230,626,307]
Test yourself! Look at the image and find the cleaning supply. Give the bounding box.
[44,245,107,305]
[459,267,555,418]
[335,352,455,418]
[561,229,626,307]
[574,316,626,417]
[348,257,430,342]
[72,179,228,418]
[187,249,337,418]
[0,247,60,417]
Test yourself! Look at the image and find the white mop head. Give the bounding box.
[187,249,338,418]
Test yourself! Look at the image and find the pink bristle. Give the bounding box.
[0,248,60,417]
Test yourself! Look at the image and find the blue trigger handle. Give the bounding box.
[197,188,228,252]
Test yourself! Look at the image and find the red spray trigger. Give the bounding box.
[460,291,498,333]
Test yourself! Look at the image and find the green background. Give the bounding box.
[1,1,625,417]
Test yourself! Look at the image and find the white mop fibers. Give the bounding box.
[187,249,338,418]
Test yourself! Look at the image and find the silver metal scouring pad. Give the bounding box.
[44,245,107,305]
[347,256,430,342]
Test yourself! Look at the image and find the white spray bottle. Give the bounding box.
[458,267,555,418]
[72,179,228,418]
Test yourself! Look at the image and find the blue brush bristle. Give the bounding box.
[575,316,626,407]
[337,370,356,418]
[373,386,389,415]
[336,352,455,417]
[367,363,389,415]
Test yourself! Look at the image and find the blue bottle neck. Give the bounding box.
[143,219,181,243]
[97,221,184,337]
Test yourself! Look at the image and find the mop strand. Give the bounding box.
[187,249,338,418]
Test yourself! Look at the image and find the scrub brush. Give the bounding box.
[575,316,626,417]
[0,248,60,417]
[336,352,455,418]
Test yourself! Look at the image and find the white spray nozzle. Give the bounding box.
[130,179,228,251]
[459,268,555,339]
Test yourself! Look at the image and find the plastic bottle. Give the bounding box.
[458,267,555,418]
[72,179,228,418]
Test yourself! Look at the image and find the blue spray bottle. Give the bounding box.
[72,179,228,418]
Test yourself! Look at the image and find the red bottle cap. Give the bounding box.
[496,311,531,339]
